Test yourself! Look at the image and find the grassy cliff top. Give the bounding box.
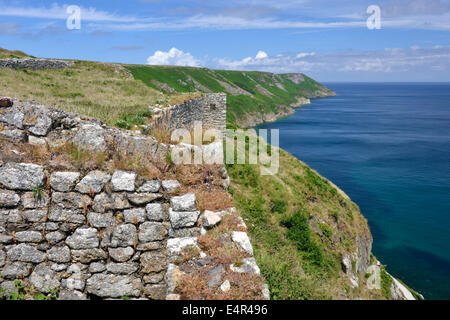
[126,64,335,127]
[0,47,33,59]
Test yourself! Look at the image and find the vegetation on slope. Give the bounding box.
[0,48,32,59]
[126,65,335,127]
[226,146,385,299]
[0,59,161,126]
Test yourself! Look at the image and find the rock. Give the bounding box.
[20,209,48,223]
[14,231,43,242]
[144,284,166,300]
[165,263,184,294]
[28,135,46,146]
[45,231,66,245]
[52,192,92,209]
[65,228,99,249]
[0,249,4,267]
[1,262,32,279]
[47,246,71,263]
[143,272,165,284]
[350,274,359,288]
[127,193,162,205]
[341,255,352,274]
[0,129,26,143]
[72,124,107,152]
[262,284,270,300]
[136,241,162,251]
[166,294,181,300]
[109,247,134,262]
[92,192,130,213]
[87,212,115,228]
[208,265,225,288]
[0,163,44,190]
[50,172,80,192]
[161,180,181,192]
[138,180,161,193]
[61,273,85,291]
[30,264,60,293]
[169,227,201,238]
[232,231,254,255]
[0,208,22,224]
[201,210,222,229]
[169,209,200,229]
[7,244,46,263]
[75,170,111,194]
[89,262,106,273]
[123,208,147,224]
[0,234,13,244]
[71,248,107,263]
[138,222,167,242]
[230,257,260,275]
[170,193,196,211]
[106,262,139,275]
[146,203,168,221]
[86,274,142,298]
[67,263,87,274]
[27,113,52,136]
[58,290,87,300]
[220,280,231,293]
[21,192,49,209]
[109,224,137,248]
[0,190,20,207]
[111,171,136,192]
[0,97,13,108]
[48,207,85,224]
[0,107,24,129]
[140,250,167,273]
[166,237,199,262]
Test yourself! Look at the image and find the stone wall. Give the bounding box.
[152,93,227,136]
[0,97,266,300]
[0,59,73,70]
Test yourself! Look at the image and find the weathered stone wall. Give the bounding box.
[152,93,227,136]
[0,59,73,70]
[0,97,266,300]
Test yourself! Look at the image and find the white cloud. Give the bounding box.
[0,3,136,22]
[147,48,201,67]
[213,46,450,74]
[255,50,268,59]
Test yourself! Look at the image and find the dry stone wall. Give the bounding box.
[0,58,73,70]
[151,93,227,136]
[0,97,266,300]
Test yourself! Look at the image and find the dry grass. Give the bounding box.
[176,213,265,300]
[167,92,203,105]
[0,60,162,126]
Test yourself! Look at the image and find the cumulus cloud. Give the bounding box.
[213,46,450,75]
[147,48,201,67]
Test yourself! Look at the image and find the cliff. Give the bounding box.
[0,51,419,300]
[126,65,335,128]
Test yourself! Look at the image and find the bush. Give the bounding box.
[281,211,325,266]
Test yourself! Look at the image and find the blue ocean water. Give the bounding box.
[257,83,450,299]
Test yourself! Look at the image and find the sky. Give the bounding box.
[0,0,449,82]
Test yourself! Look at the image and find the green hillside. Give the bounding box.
[126,65,335,127]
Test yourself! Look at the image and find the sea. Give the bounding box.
[256,83,450,299]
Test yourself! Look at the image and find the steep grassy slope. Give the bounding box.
[126,65,335,127]
[225,141,388,299]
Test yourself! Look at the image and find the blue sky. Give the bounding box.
[0,0,449,81]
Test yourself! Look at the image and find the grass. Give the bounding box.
[125,65,334,127]
[0,59,162,126]
[226,141,385,299]
[0,48,32,59]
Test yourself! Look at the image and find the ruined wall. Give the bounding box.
[0,58,73,70]
[152,93,227,136]
[0,97,266,300]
